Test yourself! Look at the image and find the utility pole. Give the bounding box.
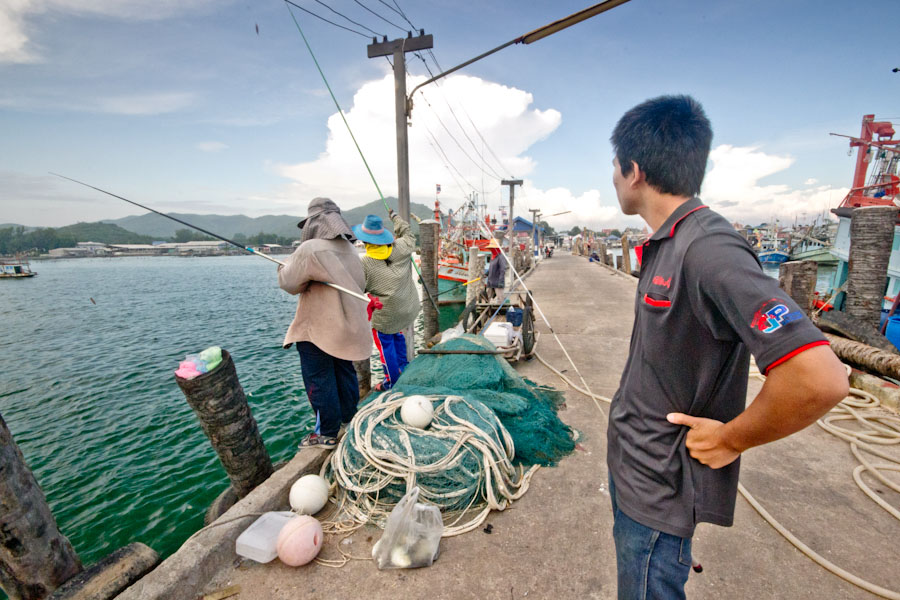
[368,31,433,362]
[367,31,434,222]
[529,208,542,260]
[501,179,523,239]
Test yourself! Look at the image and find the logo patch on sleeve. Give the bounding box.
[751,299,804,333]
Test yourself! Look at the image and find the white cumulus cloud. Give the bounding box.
[702,145,846,225]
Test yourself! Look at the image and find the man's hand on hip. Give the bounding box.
[666,413,741,469]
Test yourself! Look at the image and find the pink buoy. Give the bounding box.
[276,515,323,566]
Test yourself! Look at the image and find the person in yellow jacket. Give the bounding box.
[353,210,420,391]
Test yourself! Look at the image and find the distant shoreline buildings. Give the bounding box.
[42,240,297,259]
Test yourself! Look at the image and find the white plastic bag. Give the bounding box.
[371,487,443,569]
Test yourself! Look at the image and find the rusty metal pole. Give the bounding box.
[175,350,273,499]
[846,206,898,330]
[0,414,82,600]
[419,220,441,340]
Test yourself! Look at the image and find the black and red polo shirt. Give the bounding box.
[607,197,828,539]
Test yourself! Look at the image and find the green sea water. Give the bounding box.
[0,255,435,587]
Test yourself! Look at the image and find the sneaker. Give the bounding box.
[298,433,337,449]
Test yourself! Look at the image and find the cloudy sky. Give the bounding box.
[1,0,897,230]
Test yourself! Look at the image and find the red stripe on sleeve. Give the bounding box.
[764,340,830,375]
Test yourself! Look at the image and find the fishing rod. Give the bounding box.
[50,173,370,303]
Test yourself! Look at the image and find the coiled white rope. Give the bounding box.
[319,392,538,539]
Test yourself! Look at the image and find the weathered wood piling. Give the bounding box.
[175,350,273,499]
[0,414,82,600]
[779,260,817,315]
[419,220,440,341]
[845,205,898,330]
[466,248,485,306]
[620,236,632,275]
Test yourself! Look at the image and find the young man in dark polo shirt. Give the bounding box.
[606,95,849,599]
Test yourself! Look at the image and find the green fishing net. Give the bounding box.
[324,334,574,531]
[389,334,575,467]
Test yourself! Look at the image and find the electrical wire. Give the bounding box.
[283,0,370,38]
[308,0,384,37]
[352,0,406,32]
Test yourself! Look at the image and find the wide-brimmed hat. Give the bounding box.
[485,238,500,249]
[353,215,394,245]
[298,197,341,229]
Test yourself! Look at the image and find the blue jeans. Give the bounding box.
[372,330,408,389]
[609,474,692,600]
[296,342,359,438]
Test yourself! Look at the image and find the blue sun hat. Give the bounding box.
[352,214,394,245]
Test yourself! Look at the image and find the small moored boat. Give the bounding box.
[0,258,36,278]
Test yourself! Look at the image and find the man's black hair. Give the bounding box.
[611,95,712,198]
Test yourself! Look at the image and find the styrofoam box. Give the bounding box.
[484,322,513,348]
[235,511,296,563]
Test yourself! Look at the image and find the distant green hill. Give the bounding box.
[102,198,436,240]
[56,222,157,244]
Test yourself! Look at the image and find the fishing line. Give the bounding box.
[50,173,369,303]
[284,2,439,313]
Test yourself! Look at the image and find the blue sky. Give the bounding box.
[1,0,898,230]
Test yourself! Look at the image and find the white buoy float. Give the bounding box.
[276,515,323,566]
[289,474,330,515]
[400,395,434,429]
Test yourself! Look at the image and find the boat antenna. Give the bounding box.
[50,172,370,303]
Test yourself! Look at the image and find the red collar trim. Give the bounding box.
[668,206,707,238]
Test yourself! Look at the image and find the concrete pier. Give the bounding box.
[142,253,899,600]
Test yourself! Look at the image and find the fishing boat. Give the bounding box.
[828,114,900,311]
[788,221,838,265]
[0,258,36,278]
[752,223,791,264]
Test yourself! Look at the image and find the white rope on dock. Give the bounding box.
[320,392,539,539]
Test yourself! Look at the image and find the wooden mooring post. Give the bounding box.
[175,350,273,499]
[0,414,82,600]
[621,235,632,275]
[466,247,485,306]
[846,206,898,331]
[419,220,440,341]
[779,260,818,315]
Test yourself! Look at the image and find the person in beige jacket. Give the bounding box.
[278,198,372,448]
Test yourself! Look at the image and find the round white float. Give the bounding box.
[276,515,323,566]
[400,395,434,429]
[289,474,330,515]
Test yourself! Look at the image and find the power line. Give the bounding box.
[416,50,516,179]
[309,0,384,37]
[420,120,480,194]
[352,0,406,32]
[413,53,509,180]
[283,0,370,38]
[382,0,417,30]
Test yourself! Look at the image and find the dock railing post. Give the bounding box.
[778,260,818,316]
[846,206,898,330]
[0,413,82,600]
[621,235,632,275]
[419,220,440,341]
[466,248,485,306]
[175,350,273,499]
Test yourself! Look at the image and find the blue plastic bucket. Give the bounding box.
[506,307,524,327]
[885,315,900,351]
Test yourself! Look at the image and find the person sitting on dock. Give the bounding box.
[354,210,420,392]
[278,198,372,448]
[605,95,849,598]
[485,238,507,300]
